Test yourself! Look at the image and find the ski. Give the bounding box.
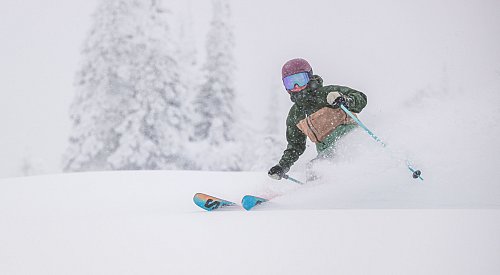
[241,195,268,211]
[193,193,269,211]
[193,193,238,211]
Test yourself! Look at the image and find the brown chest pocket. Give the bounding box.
[296,107,356,143]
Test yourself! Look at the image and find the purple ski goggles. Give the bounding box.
[283,72,310,92]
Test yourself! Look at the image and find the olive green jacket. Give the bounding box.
[278,75,367,170]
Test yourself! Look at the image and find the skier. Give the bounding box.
[268,58,368,181]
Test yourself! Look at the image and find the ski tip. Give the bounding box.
[193,193,212,211]
[193,193,211,204]
[193,192,207,199]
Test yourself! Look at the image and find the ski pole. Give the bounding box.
[283,174,305,185]
[340,104,423,181]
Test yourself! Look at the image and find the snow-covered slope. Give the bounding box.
[1,171,499,275]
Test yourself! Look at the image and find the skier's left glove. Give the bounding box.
[327,92,353,109]
[268,165,289,180]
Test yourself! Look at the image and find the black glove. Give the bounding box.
[327,92,352,109]
[268,165,289,180]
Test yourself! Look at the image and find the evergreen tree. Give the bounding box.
[192,0,235,145]
[64,0,190,172]
[191,0,239,170]
[175,0,199,142]
[176,0,197,71]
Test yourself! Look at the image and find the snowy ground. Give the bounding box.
[1,170,499,275]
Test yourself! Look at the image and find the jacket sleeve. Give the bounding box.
[278,107,306,170]
[338,86,368,113]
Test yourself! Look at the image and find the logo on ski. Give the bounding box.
[204,199,221,210]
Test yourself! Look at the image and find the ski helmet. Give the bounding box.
[281,58,313,79]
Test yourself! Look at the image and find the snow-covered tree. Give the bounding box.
[192,0,242,170]
[176,0,197,72]
[173,0,199,139]
[190,0,239,170]
[192,0,235,143]
[64,0,191,172]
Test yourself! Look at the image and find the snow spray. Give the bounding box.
[340,104,424,181]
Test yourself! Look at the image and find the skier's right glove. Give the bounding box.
[268,165,289,180]
[327,92,353,109]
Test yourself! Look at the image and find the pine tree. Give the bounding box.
[191,0,239,170]
[64,0,191,172]
[176,0,197,71]
[174,0,199,142]
[192,0,235,144]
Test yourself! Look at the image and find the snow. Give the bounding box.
[1,1,500,273]
[1,171,499,275]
